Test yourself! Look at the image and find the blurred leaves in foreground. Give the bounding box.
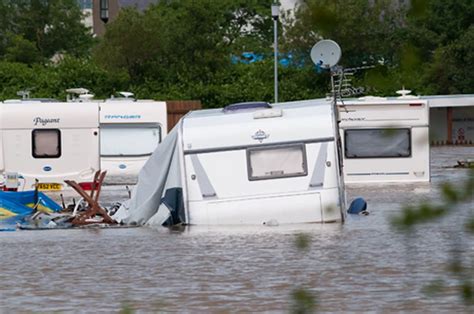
[392,169,474,305]
[291,233,318,313]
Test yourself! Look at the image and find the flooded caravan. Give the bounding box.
[99,96,167,177]
[115,99,347,226]
[338,96,430,184]
[0,100,99,191]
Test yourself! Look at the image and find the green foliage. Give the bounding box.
[285,0,402,68]
[290,287,317,314]
[294,233,311,251]
[290,233,318,312]
[0,57,129,101]
[3,34,43,64]
[1,0,473,105]
[0,0,93,62]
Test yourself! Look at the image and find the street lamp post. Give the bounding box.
[271,2,280,104]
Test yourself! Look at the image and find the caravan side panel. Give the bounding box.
[340,126,430,183]
[100,101,167,177]
[184,141,341,225]
[339,100,430,183]
[1,102,99,190]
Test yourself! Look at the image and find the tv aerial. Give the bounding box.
[310,39,342,69]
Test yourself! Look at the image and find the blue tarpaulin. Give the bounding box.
[0,191,62,227]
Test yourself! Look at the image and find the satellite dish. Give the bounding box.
[310,40,342,69]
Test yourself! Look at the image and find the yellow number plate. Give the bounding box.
[37,183,62,191]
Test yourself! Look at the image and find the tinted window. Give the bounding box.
[247,144,307,180]
[100,124,162,157]
[32,129,61,158]
[344,128,411,158]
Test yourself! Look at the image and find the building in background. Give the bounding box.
[78,0,93,31]
[92,0,158,36]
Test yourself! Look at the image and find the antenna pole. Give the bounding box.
[274,19,278,104]
[271,3,280,104]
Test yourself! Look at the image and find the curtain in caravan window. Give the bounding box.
[101,125,161,157]
[32,129,61,158]
[248,144,307,180]
[345,129,411,158]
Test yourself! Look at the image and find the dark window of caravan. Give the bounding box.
[100,124,162,157]
[344,128,411,158]
[247,144,308,180]
[32,129,61,158]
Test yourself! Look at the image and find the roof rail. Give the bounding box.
[223,102,271,113]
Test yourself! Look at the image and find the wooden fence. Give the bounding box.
[166,100,202,131]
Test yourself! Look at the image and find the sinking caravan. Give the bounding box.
[99,96,167,177]
[338,97,430,184]
[114,100,347,226]
[0,100,99,191]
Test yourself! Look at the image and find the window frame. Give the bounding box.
[32,129,62,159]
[100,123,162,158]
[344,128,412,159]
[246,143,308,181]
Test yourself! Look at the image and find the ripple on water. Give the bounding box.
[0,147,473,312]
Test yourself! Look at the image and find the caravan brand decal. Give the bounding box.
[252,129,270,143]
[43,166,52,172]
[33,117,60,126]
[104,115,141,119]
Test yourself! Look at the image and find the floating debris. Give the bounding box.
[454,159,474,168]
[2,171,118,231]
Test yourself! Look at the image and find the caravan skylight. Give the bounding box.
[223,102,272,113]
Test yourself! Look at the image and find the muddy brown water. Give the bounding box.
[0,147,473,312]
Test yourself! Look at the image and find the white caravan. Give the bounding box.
[115,100,347,226]
[338,97,430,184]
[99,98,168,177]
[0,100,100,191]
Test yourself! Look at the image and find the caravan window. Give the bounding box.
[247,144,307,180]
[32,129,61,158]
[344,128,411,158]
[100,124,162,157]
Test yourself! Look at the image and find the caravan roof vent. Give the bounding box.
[66,88,90,95]
[223,102,271,113]
[118,91,134,98]
[396,89,419,99]
[78,93,94,101]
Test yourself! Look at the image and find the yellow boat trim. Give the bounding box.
[25,203,54,213]
[0,207,17,219]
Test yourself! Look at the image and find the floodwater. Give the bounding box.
[0,147,473,313]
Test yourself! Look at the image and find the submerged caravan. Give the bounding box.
[338,96,430,183]
[114,99,347,226]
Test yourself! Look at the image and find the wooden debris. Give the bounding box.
[64,170,116,226]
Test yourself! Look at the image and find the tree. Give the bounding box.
[402,0,474,94]
[93,0,278,107]
[0,0,94,62]
[284,0,403,68]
